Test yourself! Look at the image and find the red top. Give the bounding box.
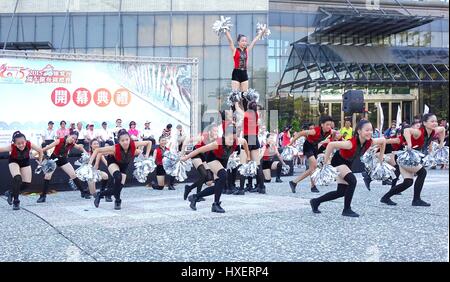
[114,140,136,164]
[307,126,331,145]
[53,137,75,158]
[411,127,435,150]
[155,146,168,165]
[234,48,248,70]
[262,144,277,161]
[10,141,31,160]
[281,132,290,147]
[391,135,404,151]
[213,137,238,160]
[243,111,259,136]
[339,136,373,161]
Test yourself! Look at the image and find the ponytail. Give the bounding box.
[12,131,26,143]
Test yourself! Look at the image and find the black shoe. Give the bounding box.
[311,186,320,193]
[184,185,192,200]
[13,202,20,210]
[275,177,283,183]
[168,185,176,190]
[248,187,259,193]
[94,193,101,208]
[224,188,233,195]
[5,190,12,205]
[258,187,266,194]
[342,209,359,217]
[211,202,225,213]
[380,196,397,206]
[114,201,121,210]
[412,199,431,207]
[289,181,297,193]
[396,192,402,195]
[363,175,371,191]
[37,195,46,203]
[197,197,206,202]
[310,199,321,214]
[188,194,197,211]
[382,179,393,186]
[232,188,245,195]
[105,195,113,202]
[83,193,91,199]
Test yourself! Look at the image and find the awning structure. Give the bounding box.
[277,44,449,92]
[299,6,437,45]
[0,41,53,50]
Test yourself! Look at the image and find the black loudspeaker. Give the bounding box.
[342,90,365,114]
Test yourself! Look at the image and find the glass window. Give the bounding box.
[103,48,117,55]
[188,46,204,78]
[252,78,267,102]
[204,79,221,112]
[295,13,308,27]
[138,47,154,57]
[104,15,119,48]
[331,103,342,129]
[154,47,170,57]
[252,44,267,78]
[204,15,220,45]
[253,14,268,45]
[280,13,294,27]
[188,15,203,46]
[1,16,18,42]
[154,15,170,46]
[236,14,253,44]
[220,46,233,79]
[172,46,187,58]
[172,15,187,46]
[138,15,154,47]
[443,32,449,48]
[124,47,137,56]
[35,16,52,42]
[268,12,280,26]
[204,46,220,79]
[86,48,104,55]
[431,32,442,47]
[123,15,137,47]
[72,16,87,48]
[53,16,69,50]
[87,16,104,48]
[18,16,35,41]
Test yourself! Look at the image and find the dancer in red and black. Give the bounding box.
[0,131,43,210]
[181,125,251,213]
[288,116,334,193]
[310,120,386,217]
[87,138,111,202]
[151,136,175,190]
[261,133,287,183]
[380,113,446,207]
[38,131,90,203]
[90,129,152,210]
[182,124,218,201]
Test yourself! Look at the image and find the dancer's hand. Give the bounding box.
[181,155,189,162]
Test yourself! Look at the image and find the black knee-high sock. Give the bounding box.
[413,167,427,201]
[390,164,401,189]
[231,167,238,185]
[257,166,265,189]
[276,162,282,178]
[343,173,357,210]
[101,179,108,190]
[189,165,207,192]
[20,182,31,193]
[42,179,50,196]
[383,178,414,199]
[214,169,227,203]
[72,177,84,192]
[247,176,253,188]
[12,175,22,202]
[111,171,123,202]
[196,186,215,198]
[315,184,346,204]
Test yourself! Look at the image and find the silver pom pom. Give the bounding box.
[74,152,90,166]
[163,151,193,182]
[68,179,78,191]
[421,154,436,168]
[311,164,338,186]
[360,147,379,174]
[295,137,305,153]
[133,154,157,183]
[431,143,449,166]
[242,88,260,103]
[238,161,258,177]
[75,164,101,182]
[281,146,297,161]
[370,161,397,181]
[226,152,241,171]
[35,158,58,174]
[226,89,241,107]
[281,164,290,175]
[212,16,232,36]
[256,22,271,40]
[396,148,424,167]
[316,154,325,169]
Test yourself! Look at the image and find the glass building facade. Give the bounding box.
[1,0,448,131]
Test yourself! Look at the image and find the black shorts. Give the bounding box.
[156,165,166,176]
[262,160,274,170]
[303,141,318,159]
[50,154,69,167]
[106,155,129,174]
[232,69,248,83]
[193,154,206,163]
[206,169,214,182]
[331,152,353,168]
[385,144,393,154]
[8,158,30,168]
[244,135,261,151]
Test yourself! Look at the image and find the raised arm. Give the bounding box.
[288,129,314,146]
[74,143,88,154]
[181,135,202,156]
[403,128,421,149]
[89,146,115,166]
[42,139,60,153]
[372,137,386,162]
[435,126,446,148]
[30,143,44,164]
[323,140,353,164]
[135,140,152,158]
[225,30,236,53]
[182,142,218,161]
[248,28,265,51]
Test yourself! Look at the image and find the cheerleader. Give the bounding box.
[261,133,287,183]
[234,101,265,193]
[181,125,251,213]
[225,28,267,94]
[90,129,152,210]
[182,124,218,201]
[380,113,446,207]
[87,139,111,202]
[150,136,175,190]
[38,131,90,203]
[288,116,334,193]
[0,131,43,210]
[310,120,386,217]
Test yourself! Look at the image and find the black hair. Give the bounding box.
[237,34,246,42]
[159,135,167,141]
[116,118,122,122]
[319,115,333,125]
[117,129,130,139]
[354,119,372,138]
[60,120,66,126]
[167,124,173,129]
[129,121,136,127]
[248,101,258,112]
[70,131,79,138]
[421,113,436,128]
[12,131,26,143]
